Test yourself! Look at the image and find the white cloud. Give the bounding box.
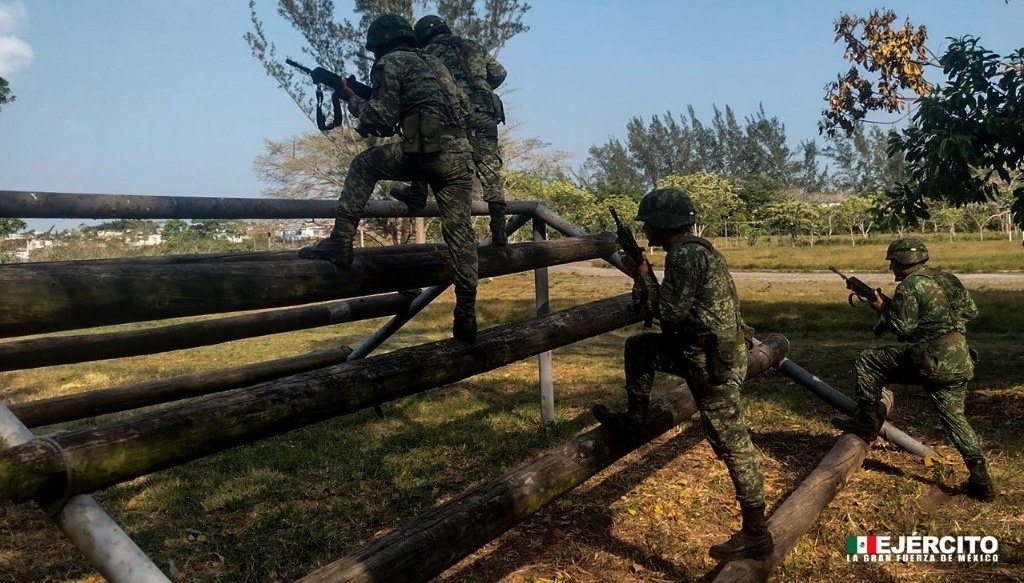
[0,35,31,76]
[0,0,31,76]
[0,0,27,35]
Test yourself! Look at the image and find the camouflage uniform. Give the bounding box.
[856,265,985,461]
[299,16,480,341]
[423,32,507,209]
[394,16,509,244]
[629,237,765,508]
[340,47,479,299]
[593,187,771,560]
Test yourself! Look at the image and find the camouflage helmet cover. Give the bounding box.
[635,188,697,230]
[366,14,416,52]
[414,15,451,47]
[886,238,929,265]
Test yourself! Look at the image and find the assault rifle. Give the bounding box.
[285,58,372,99]
[286,58,373,133]
[610,206,657,327]
[830,266,890,337]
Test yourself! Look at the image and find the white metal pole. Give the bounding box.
[0,406,170,583]
[533,218,555,424]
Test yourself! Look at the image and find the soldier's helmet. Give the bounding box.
[365,14,416,52]
[414,15,451,47]
[886,238,929,265]
[635,188,697,230]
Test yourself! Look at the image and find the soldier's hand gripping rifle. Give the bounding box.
[610,207,657,327]
[830,266,891,337]
[285,58,373,132]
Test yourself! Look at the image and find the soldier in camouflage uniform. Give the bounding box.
[390,15,510,245]
[298,14,481,342]
[832,239,996,501]
[592,188,773,561]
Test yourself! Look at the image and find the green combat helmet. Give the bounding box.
[635,188,697,230]
[886,238,929,265]
[414,15,451,47]
[366,14,416,53]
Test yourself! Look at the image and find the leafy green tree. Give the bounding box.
[0,76,14,112]
[888,38,1024,222]
[762,201,823,245]
[578,138,646,200]
[0,218,26,237]
[822,9,1024,224]
[833,194,877,244]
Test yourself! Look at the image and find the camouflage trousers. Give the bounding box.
[406,117,504,207]
[624,332,765,508]
[468,118,504,206]
[856,344,983,460]
[337,140,479,294]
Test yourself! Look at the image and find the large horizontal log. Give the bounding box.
[0,233,617,338]
[1,243,452,269]
[712,392,895,583]
[297,334,791,583]
[11,345,356,428]
[0,292,414,372]
[0,190,539,219]
[0,294,642,502]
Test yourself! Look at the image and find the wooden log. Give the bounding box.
[0,243,451,268]
[11,346,356,428]
[297,334,792,583]
[712,392,894,583]
[0,292,414,372]
[0,233,616,338]
[0,294,642,502]
[0,190,538,219]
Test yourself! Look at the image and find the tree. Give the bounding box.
[822,9,1024,224]
[888,37,1024,223]
[245,0,530,132]
[833,194,877,244]
[0,218,26,237]
[0,76,14,112]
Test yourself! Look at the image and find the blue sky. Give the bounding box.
[1,0,1022,231]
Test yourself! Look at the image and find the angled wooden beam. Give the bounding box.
[296,335,792,583]
[0,294,641,502]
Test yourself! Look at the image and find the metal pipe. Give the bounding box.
[0,406,169,583]
[752,338,941,461]
[533,218,554,424]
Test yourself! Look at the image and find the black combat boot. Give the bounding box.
[488,201,508,246]
[389,184,428,211]
[963,456,996,501]
[831,399,886,444]
[298,220,355,268]
[592,393,650,438]
[709,503,774,561]
[452,288,478,343]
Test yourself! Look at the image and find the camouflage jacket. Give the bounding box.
[880,265,978,381]
[881,265,978,341]
[639,237,743,338]
[424,33,506,123]
[347,46,471,138]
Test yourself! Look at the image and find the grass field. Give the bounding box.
[0,238,1022,582]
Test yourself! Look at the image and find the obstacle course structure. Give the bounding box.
[0,191,940,582]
